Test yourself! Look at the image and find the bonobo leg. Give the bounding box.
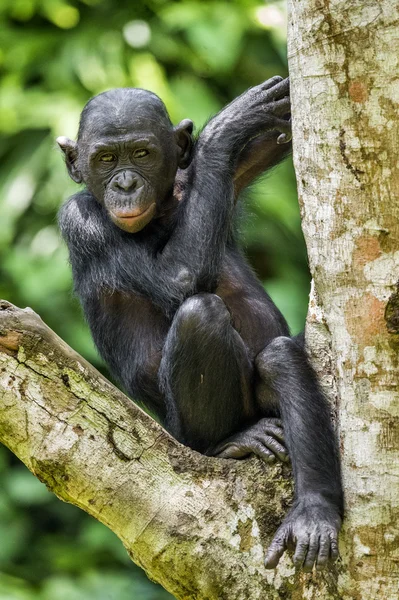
[158,293,287,461]
[158,293,254,452]
[255,337,343,571]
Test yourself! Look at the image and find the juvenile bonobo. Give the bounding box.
[58,78,343,572]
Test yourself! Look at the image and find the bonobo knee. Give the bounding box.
[176,293,230,331]
[256,336,298,377]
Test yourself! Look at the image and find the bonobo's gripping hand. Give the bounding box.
[199,76,291,157]
[265,497,341,572]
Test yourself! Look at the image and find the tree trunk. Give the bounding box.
[289,0,399,597]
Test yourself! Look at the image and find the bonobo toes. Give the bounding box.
[209,418,289,463]
[264,498,341,571]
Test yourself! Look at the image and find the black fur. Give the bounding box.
[58,78,343,571]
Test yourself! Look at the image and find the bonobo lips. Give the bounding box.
[110,202,156,232]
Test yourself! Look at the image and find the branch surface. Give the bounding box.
[0,300,324,600]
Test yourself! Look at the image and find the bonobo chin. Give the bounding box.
[58,80,343,573]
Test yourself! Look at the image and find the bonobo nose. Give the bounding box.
[113,171,137,192]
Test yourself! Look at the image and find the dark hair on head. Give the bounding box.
[77,88,173,140]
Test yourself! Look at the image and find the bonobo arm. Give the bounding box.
[157,77,291,305]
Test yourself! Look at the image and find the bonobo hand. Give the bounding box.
[264,497,341,571]
[200,76,291,150]
[209,418,289,463]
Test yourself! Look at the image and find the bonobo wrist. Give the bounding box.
[297,490,343,512]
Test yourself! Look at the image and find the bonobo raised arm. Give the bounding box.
[58,78,343,572]
[160,77,292,304]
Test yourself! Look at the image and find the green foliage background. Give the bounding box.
[0,0,309,598]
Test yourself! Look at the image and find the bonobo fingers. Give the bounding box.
[302,532,319,572]
[261,76,289,101]
[263,436,287,462]
[259,79,291,143]
[277,125,292,144]
[330,531,340,561]
[255,417,288,462]
[270,96,291,116]
[272,118,292,144]
[316,533,331,571]
[257,417,285,442]
[215,441,275,463]
[293,533,310,569]
[260,75,284,90]
[265,499,341,571]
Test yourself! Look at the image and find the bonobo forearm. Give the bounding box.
[158,169,234,301]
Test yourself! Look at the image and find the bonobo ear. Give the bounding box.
[174,119,194,169]
[56,136,83,184]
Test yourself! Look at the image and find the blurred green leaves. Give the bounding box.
[0,0,309,598]
[0,453,172,599]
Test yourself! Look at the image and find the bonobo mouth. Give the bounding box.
[110,202,156,232]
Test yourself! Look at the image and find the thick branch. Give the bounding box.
[0,300,304,600]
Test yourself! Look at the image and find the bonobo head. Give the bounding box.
[57,88,193,233]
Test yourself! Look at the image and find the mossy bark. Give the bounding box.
[289,0,399,597]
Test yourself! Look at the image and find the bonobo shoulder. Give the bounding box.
[58,190,111,255]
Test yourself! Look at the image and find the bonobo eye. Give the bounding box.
[99,153,116,162]
[133,149,149,159]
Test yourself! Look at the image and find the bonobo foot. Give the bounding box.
[209,418,289,463]
[265,497,341,571]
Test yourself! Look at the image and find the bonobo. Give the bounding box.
[57,78,343,572]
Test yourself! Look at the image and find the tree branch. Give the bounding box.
[0,299,313,600]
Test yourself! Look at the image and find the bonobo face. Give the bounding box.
[57,89,193,233]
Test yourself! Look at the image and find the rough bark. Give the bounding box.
[289,0,399,598]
